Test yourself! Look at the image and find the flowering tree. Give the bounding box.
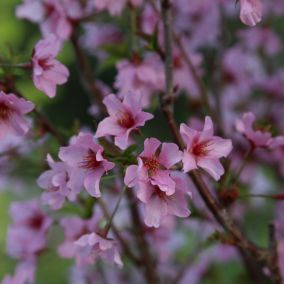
[1,0,284,283]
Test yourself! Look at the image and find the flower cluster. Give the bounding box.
[1,0,284,283]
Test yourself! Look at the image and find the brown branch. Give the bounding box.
[126,190,160,284]
[98,199,141,266]
[70,33,106,115]
[149,0,214,116]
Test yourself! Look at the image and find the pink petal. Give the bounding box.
[158,142,182,169]
[197,157,225,181]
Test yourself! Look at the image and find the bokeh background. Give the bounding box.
[0,0,284,283]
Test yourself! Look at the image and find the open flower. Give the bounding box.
[37,154,81,210]
[7,199,52,260]
[32,35,69,98]
[0,91,34,137]
[74,232,123,267]
[125,138,182,195]
[236,112,272,148]
[95,93,153,150]
[59,132,114,197]
[239,0,262,27]
[137,174,192,228]
[180,116,232,181]
[115,53,165,107]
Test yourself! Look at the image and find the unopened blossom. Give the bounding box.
[59,132,114,197]
[32,36,69,98]
[137,174,191,228]
[180,116,232,181]
[74,232,123,267]
[239,0,262,27]
[7,199,52,260]
[0,91,34,137]
[125,138,182,195]
[115,53,165,107]
[95,93,153,150]
[37,154,81,210]
[236,112,272,147]
[1,261,35,284]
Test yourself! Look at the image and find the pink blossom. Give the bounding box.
[239,0,262,27]
[58,213,101,259]
[74,232,123,267]
[94,0,141,16]
[59,132,114,197]
[37,154,81,210]
[115,53,165,107]
[238,27,282,56]
[94,0,127,16]
[180,116,232,181]
[16,0,93,40]
[1,261,35,284]
[172,48,203,98]
[137,174,191,228]
[236,112,272,147]
[0,91,34,137]
[125,138,182,195]
[81,23,123,59]
[7,199,52,260]
[95,93,153,150]
[32,36,69,98]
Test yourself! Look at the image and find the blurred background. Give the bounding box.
[1,0,284,283]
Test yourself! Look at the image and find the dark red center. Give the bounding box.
[0,102,12,120]
[117,111,135,128]
[27,214,44,230]
[80,149,100,170]
[191,141,211,156]
[143,157,160,176]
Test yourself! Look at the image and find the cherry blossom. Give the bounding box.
[137,174,191,228]
[59,132,114,197]
[236,112,272,148]
[7,199,52,260]
[180,116,232,181]
[37,154,81,210]
[95,93,153,150]
[125,138,182,195]
[31,35,69,98]
[239,0,263,27]
[0,91,34,137]
[74,232,123,267]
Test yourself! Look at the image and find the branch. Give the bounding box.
[70,33,106,115]
[126,190,160,284]
[159,1,281,282]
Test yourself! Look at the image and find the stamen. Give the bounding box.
[143,157,160,176]
[117,111,135,128]
[80,149,100,170]
[0,102,12,120]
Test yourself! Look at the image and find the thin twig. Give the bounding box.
[126,190,160,284]
[159,0,281,282]
[70,33,106,115]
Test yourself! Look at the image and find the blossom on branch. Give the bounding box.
[95,92,153,150]
[0,91,34,137]
[37,154,81,210]
[59,133,114,198]
[180,116,232,181]
[125,138,182,195]
[239,0,262,27]
[31,36,69,98]
[74,232,123,267]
